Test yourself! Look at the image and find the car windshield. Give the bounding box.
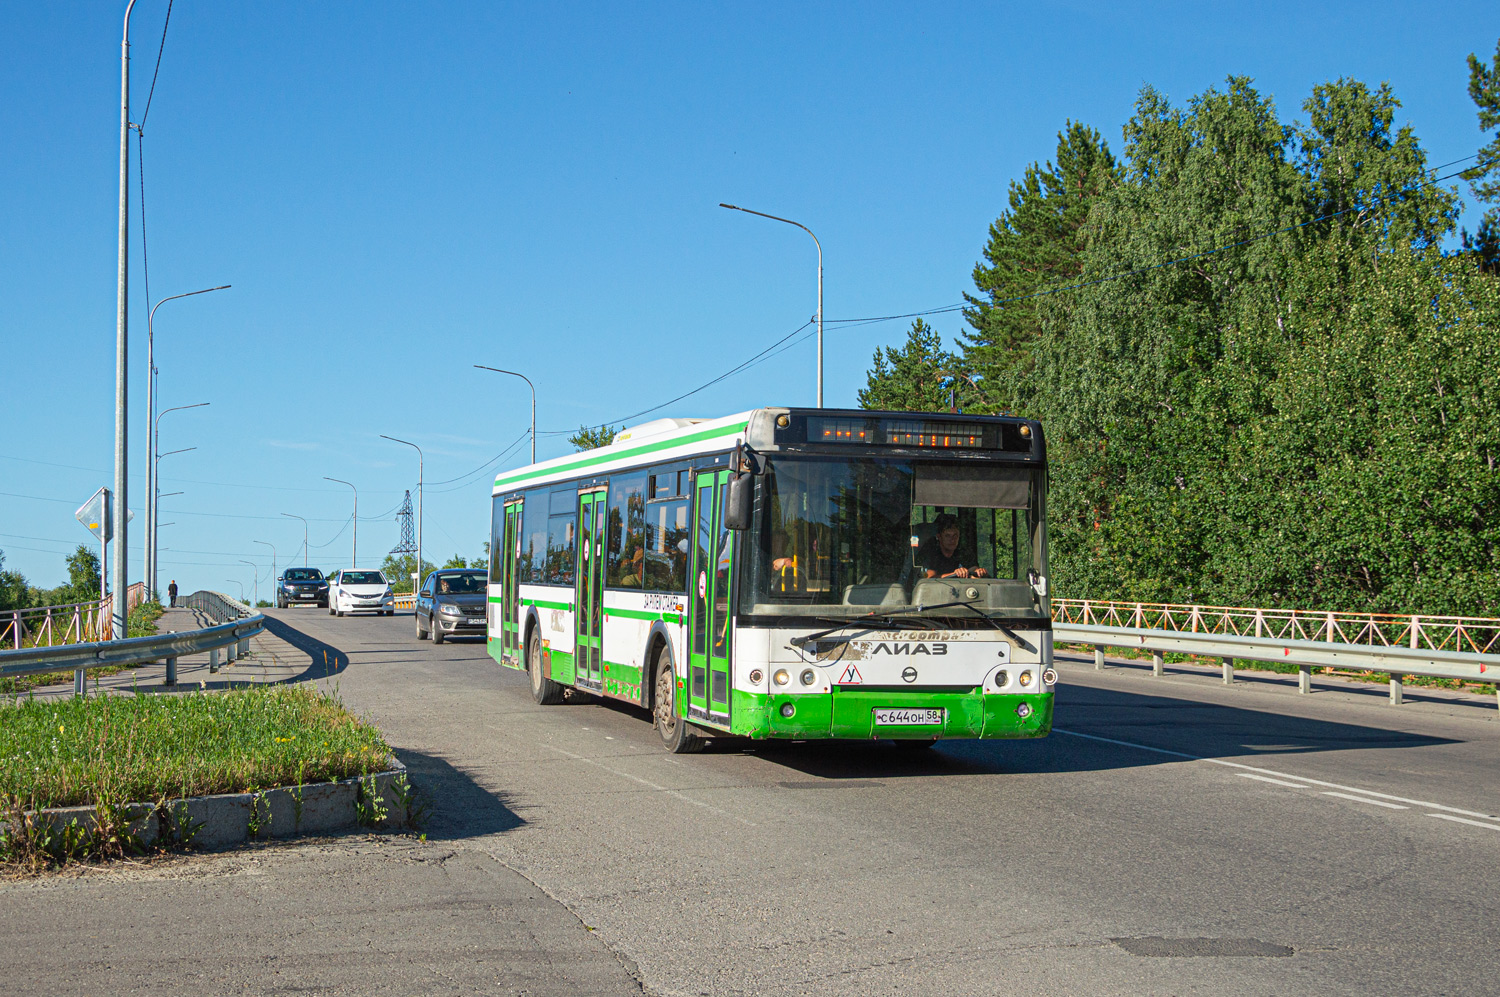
[741,456,1046,620]
[434,572,486,595]
[341,571,386,586]
[285,569,323,581]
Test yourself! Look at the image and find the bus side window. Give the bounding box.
[520,487,548,583]
[490,494,506,584]
[645,462,691,593]
[606,473,647,589]
[546,487,577,585]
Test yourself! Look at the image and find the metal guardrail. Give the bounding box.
[393,594,415,610]
[182,589,255,624]
[1052,598,1500,707]
[0,590,265,696]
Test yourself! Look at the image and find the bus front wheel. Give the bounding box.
[654,646,702,754]
[528,631,565,705]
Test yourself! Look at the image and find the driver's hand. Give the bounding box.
[951,566,970,578]
[973,568,989,578]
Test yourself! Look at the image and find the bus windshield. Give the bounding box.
[741,456,1046,620]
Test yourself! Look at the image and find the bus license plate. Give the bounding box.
[874,708,944,726]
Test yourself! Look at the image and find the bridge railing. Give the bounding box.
[2,599,112,649]
[1051,598,1500,706]
[0,590,265,696]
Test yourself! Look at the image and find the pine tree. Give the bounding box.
[960,122,1120,412]
[569,425,620,451]
[1462,38,1500,271]
[858,319,972,413]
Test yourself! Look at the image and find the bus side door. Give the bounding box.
[687,468,733,724]
[574,488,607,690]
[500,499,523,663]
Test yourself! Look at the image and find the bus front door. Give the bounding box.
[574,489,607,690]
[687,469,733,724]
[500,499,522,664]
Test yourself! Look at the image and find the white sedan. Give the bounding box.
[328,569,395,617]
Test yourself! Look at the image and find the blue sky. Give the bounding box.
[1,2,1494,593]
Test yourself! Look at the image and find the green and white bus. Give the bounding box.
[488,407,1054,752]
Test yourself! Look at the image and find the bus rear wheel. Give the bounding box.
[654,646,701,754]
[528,631,564,705]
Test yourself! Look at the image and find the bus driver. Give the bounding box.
[918,513,989,580]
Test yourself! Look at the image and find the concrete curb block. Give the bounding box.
[16,757,409,852]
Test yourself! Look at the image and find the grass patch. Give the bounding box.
[0,685,391,810]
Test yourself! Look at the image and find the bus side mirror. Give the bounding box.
[724,472,752,531]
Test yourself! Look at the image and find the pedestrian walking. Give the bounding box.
[168,580,178,608]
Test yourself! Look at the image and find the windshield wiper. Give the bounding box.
[789,615,919,647]
[868,600,1034,648]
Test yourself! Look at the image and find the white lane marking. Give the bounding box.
[1053,728,1500,821]
[1236,773,1308,789]
[1322,791,1408,810]
[1428,813,1500,831]
[543,745,758,826]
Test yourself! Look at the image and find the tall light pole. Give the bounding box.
[225,578,245,603]
[719,203,824,407]
[146,288,229,598]
[281,513,309,567]
[473,366,536,464]
[252,540,277,607]
[150,401,208,599]
[238,559,258,606]
[323,477,357,567]
[112,0,140,641]
[380,436,423,591]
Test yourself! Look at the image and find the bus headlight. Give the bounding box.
[1042,668,1058,686]
[799,669,816,686]
[1016,702,1033,718]
[994,669,1010,689]
[1018,670,1034,687]
[773,669,791,687]
[748,669,764,685]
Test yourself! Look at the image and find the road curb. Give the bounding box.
[14,757,409,851]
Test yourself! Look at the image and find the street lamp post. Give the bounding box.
[112,0,140,642]
[146,288,229,597]
[238,559,257,607]
[380,436,423,591]
[149,401,208,599]
[225,579,245,603]
[281,513,309,567]
[323,477,357,567]
[719,203,824,407]
[252,540,277,607]
[473,366,536,464]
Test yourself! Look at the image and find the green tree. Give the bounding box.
[858,319,973,412]
[441,554,469,569]
[1462,38,1500,271]
[961,122,1120,413]
[381,552,435,593]
[0,550,29,612]
[569,424,620,451]
[61,545,102,604]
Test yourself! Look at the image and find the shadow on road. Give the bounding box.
[396,748,528,841]
[704,680,1464,781]
[260,615,351,682]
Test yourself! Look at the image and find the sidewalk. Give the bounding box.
[13,608,346,701]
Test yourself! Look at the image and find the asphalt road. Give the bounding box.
[7,607,1500,996]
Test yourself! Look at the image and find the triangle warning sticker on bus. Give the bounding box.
[839,663,863,684]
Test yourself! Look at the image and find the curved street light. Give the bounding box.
[281,513,309,567]
[323,477,357,567]
[719,203,824,407]
[379,436,423,591]
[473,366,536,464]
[149,401,208,599]
[252,540,277,606]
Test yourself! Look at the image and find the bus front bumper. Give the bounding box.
[731,688,1053,740]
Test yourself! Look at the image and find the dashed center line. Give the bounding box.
[1322,791,1408,810]
[1236,773,1307,789]
[1054,727,1499,822]
[1427,813,1500,832]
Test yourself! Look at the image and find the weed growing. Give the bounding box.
[0,684,392,810]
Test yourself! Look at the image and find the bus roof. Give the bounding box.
[493,410,755,494]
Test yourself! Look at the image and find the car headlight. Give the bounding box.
[439,603,462,615]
